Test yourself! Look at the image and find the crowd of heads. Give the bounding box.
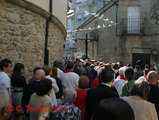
[0,57,159,120]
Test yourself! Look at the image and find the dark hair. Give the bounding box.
[113,64,119,70]
[124,67,134,80]
[36,78,52,96]
[127,64,132,67]
[12,63,24,75]
[53,60,60,68]
[33,67,41,75]
[52,67,58,78]
[135,65,140,71]
[66,62,74,70]
[144,69,150,75]
[92,98,135,120]
[99,68,114,83]
[0,59,11,70]
[145,64,149,69]
[11,63,24,87]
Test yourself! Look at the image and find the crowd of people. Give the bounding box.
[0,58,159,120]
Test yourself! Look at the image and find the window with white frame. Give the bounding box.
[127,6,140,34]
[77,15,82,22]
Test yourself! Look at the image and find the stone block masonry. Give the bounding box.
[0,0,66,80]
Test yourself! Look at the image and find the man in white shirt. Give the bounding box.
[60,62,79,91]
[0,59,12,95]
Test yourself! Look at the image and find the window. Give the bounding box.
[76,7,79,14]
[77,15,82,22]
[127,6,140,34]
[84,12,87,20]
[65,42,69,48]
[67,20,71,30]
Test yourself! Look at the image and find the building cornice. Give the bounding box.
[6,0,67,39]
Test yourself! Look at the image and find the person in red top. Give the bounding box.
[73,76,89,120]
[91,78,100,88]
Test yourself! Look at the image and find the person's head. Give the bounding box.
[12,63,25,75]
[119,66,126,76]
[90,64,95,69]
[130,78,150,100]
[64,89,76,104]
[35,69,45,80]
[135,65,140,71]
[0,85,12,120]
[42,66,52,76]
[51,67,58,78]
[144,69,150,76]
[92,98,135,120]
[78,76,89,89]
[98,68,115,84]
[147,71,158,85]
[145,64,150,69]
[85,66,91,73]
[127,64,132,67]
[36,78,52,96]
[78,61,83,67]
[66,62,74,71]
[53,60,60,68]
[113,63,119,72]
[33,67,41,75]
[61,60,66,66]
[124,67,134,80]
[0,59,12,73]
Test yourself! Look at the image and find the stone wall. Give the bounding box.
[0,0,66,80]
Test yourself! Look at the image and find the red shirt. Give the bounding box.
[91,78,100,88]
[73,89,87,120]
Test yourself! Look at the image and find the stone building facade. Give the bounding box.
[0,0,67,79]
[77,0,159,68]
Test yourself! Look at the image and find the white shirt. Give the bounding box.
[45,75,59,105]
[60,72,79,91]
[0,72,10,88]
[122,96,158,120]
[113,78,128,96]
[57,68,63,78]
[0,72,11,95]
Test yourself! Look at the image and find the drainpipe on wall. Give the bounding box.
[115,0,119,36]
[44,0,53,65]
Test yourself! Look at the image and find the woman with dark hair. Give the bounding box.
[11,63,26,120]
[29,78,52,120]
[92,98,135,120]
[51,67,64,104]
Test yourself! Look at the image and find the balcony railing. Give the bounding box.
[122,18,145,35]
[150,0,159,19]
